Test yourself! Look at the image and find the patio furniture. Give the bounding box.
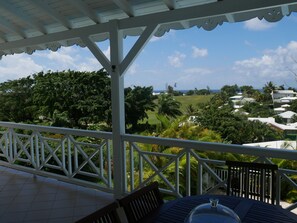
[154,195,297,223]
[226,160,278,204]
[75,202,121,223]
[118,181,164,223]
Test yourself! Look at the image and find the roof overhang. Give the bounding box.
[0,0,295,58]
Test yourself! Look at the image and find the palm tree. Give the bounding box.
[157,94,182,118]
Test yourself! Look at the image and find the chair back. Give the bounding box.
[118,181,164,223]
[226,160,278,204]
[75,201,121,223]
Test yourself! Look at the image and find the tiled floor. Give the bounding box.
[0,166,114,223]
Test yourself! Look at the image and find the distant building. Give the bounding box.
[248,117,297,139]
[277,111,297,124]
[274,107,286,114]
[243,140,296,150]
[271,90,297,104]
[229,93,255,108]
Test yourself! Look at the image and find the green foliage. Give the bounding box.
[158,117,222,142]
[33,69,111,128]
[290,100,297,113]
[157,94,182,118]
[240,85,256,97]
[221,84,239,97]
[0,76,36,122]
[242,102,274,117]
[185,104,197,116]
[262,81,276,103]
[125,86,156,130]
[195,103,283,144]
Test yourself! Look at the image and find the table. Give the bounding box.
[154,195,297,223]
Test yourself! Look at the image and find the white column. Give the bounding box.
[109,20,126,198]
[81,20,157,198]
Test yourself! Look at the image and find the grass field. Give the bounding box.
[146,94,213,125]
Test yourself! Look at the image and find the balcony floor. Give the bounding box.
[0,166,114,223]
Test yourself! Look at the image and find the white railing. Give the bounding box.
[123,134,297,211]
[0,122,113,193]
[0,122,296,211]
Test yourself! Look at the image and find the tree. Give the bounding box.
[167,85,174,94]
[240,85,256,97]
[290,100,297,113]
[195,87,211,95]
[242,102,274,117]
[157,94,182,118]
[185,104,197,116]
[262,81,276,102]
[125,86,156,130]
[195,102,282,144]
[0,76,36,122]
[221,85,239,97]
[33,69,111,128]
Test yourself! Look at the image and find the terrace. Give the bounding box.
[0,0,296,222]
[0,121,296,222]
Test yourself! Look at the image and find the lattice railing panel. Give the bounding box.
[123,134,297,211]
[0,123,113,192]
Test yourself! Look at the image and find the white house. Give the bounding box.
[248,117,297,137]
[272,90,297,104]
[229,93,255,108]
[277,111,297,124]
[243,141,296,150]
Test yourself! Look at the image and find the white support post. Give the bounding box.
[81,19,157,198]
[109,20,126,198]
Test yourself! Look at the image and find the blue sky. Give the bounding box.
[0,13,297,91]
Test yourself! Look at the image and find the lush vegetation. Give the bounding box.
[0,70,296,201]
[0,70,287,143]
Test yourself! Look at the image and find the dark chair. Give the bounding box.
[75,201,121,223]
[118,181,164,223]
[226,160,278,204]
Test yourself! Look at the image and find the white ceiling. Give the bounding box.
[0,0,295,57]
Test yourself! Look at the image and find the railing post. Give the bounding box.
[276,171,281,206]
[9,128,13,163]
[197,162,203,195]
[67,137,72,177]
[35,132,40,169]
[186,149,191,196]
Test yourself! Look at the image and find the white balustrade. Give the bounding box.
[0,122,296,211]
[123,134,297,211]
[0,121,113,192]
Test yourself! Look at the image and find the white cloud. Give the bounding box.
[150,36,163,42]
[35,46,105,71]
[168,51,186,68]
[233,41,297,81]
[0,54,43,82]
[127,64,138,75]
[184,67,212,75]
[103,46,110,60]
[244,18,276,31]
[192,46,208,58]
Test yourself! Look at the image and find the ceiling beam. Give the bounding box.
[119,0,296,28]
[68,0,104,24]
[0,1,47,34]
[163,0,177,10]
[112,0,135,17]
[28,0,72,29]
[0,17,26,39]
[0,0,295,51]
